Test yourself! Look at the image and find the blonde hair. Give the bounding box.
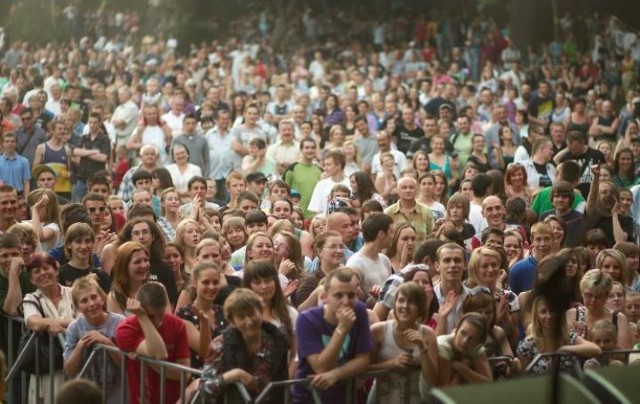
[467,247,503,288]
[342,140,362,166]
[596,249,630,285]
[580,268,613,297]
[70,275,107,308]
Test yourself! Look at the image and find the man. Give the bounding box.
[433,243,470,335]
[224,171,246,209]
[585,165,634,247]
[514,124,546,163]
[509,222,554,295]
[293,268,372,404]
[118,145,159,202]
[32,164,70,205]
[284,138,323,218]
[180,176,220,216]
[16,107,47,164]
[394,106,425,154]
[531,160,586,218]
[477,88,495,124]
[266,119,300,175]
[203,85,229,117]
[246,171,269,202]
[206,109,234,202]
[371,132,407,179]
[470,196,528,250]
[266,84,294,123]
[554,130,606,198]
[0,132,30,194]
[540,181,585,247]
[82,193,108,236]
[116,282,190,404]
[523,137,556,191]
[0,186,19,234]
[384,177,433,243]
[338,206,364,253]
[484,105,520,167]
[450,114,474,173]
[72,113,110,202]
[308,150,351,215]
[588,100,619,147]
[550,122,567,157]
[353,115,378,173]
[468,173,492,234]
[345,213,393,295]
[407,116,439,157]
[33,119,72,199]
[172,113,209,175]
[161,96,186,137]
[424,83,457,118]
[110,86,139,147]
[527,80,554,129]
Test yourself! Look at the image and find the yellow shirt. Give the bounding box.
[385,201,434,243]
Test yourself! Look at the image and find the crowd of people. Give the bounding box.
[1,3,640,404]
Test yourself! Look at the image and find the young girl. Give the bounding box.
[27,189,62,251]
[436,313,493,386]
[165,242,189,293]
[375,152,399,204]
[385,223,418,273]
[175,218,203,273]
[418,173,446,221]
[64,276,126,404]
[177,262,229,369]
[583,320,625,369]
[58,223,111,293]
[221,217,247,254]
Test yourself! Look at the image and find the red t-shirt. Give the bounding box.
[116,313,190,404]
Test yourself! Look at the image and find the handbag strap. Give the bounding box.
[22,294,46,319]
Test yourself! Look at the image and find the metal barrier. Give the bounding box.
[3,314,66,404]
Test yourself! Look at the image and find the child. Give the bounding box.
[607,281,627,313]
[112,145,130,191]
[583,229,608,268]
[58,223,111,292]
[584,320,624,369]
[63,276,126,404]
[625,291,640,343]
[241,138,276,176]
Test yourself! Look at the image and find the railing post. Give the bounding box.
[49,333,55,404]
[159,364,166,404]
[120,350,126,404]
[140,359,146,404]
[35,335,40,403]
[102,348,108,403]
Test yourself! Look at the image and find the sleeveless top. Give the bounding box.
[429,154,451,179]
[574,305,619,340]
[594,116,616,142]
[567,115,589,135]
[43,142,71,193]
[368,321,425,404]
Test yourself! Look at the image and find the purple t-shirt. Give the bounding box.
[292,300,373,403]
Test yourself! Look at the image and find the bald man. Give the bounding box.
[470,195,528,250]
[384,177,433,243]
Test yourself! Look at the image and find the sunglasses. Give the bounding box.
[88,206,107,213]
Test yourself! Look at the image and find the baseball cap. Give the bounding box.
[32,164,56,179]
[439,103,452,111]
[246,172,268,183]
[290,189,302,199]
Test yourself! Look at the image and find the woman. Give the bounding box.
[566,268,633,349]
[498,126,517,169]
[503,229,525,268]
[176,218,203,273]
[613,241,640,291]
[177,262,229,369]
[166,143,202,198]
[152,167,175,198]
[432,170,450,205]
[64,276,125,404]
[27,189,61,250]
[324,94,345,127]
[343,103,358,136]
[444,193,476,243]
[418,173,446,221]
[375,153,399,203]
[515,109,529,140]
[462,291,520,379]
[350,171,386,209]
[596,249,634,292]
[466,134,492,173]
[165,242,190,294]
[504,163,533,205]
[385,223,418,273]
[343,141,362,177]
[161,187,182,230]
[23,253,75,403]
[106,241,152,315]
[222,217,247,254]
[428,135,453,180]
[567,97,590,135]
[552,91,571,125]
[7,223,39,265]
[543,215,566,253]
[369,283,438,402]
[296,231,344,309]
[242,260,298,375]
[436,313,493,386]
[323,124,346,155]
[615,120,639,157]
[613,148,640,188]
[197,238,234,276]
[518,294,600,375]
[243,232,275,269]
[412,150,431,179]
[273,231,306,298]
[193,289,290,402]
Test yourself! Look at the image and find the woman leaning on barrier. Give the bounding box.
[23,252,75,403]
[186,288,290,403]
[368,282,438,403]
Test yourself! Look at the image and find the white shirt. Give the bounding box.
[371,149,407,178]
[468,202,487,235]
[308,176,351,214]
[140,125,168,163]
[161,111,185,137]
[166,163,202,194]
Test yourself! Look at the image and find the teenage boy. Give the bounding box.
[540,180,585,246]
[345,213,394,295]
[180,176,221,216]
[33,164,70,205]
[433,242,470,335]
[509,222,554,295]
[531,160,586,218]
[72,112,111,202]
[224,171,246,209]
[293,268,372,404]
[230,210,269,268]
[308,150,351,215]
[284,138,323,218]
[0,132,31,194]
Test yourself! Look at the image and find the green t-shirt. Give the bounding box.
[531,187,585,218]
[284,162,323,218]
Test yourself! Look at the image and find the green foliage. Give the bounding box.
[4,1,71,45]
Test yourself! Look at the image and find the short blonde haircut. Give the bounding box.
[580,268,613,297]
[223,288,263,322]
[467,247,503,287]
[70,275,107,308]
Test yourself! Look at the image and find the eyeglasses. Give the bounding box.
[468,286,492,296]
[274,243,289,252]
[88,206,107,213]
[507,162,524,169]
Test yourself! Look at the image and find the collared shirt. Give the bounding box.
[117,164,143,202]
[0,153,31,191]
[266,140,300,172]
[157,216,176,242]
[434,283,470,333]
[384,201,434,243]
[205,127,235,179]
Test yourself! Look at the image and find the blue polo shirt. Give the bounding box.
[0,153,31,191]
